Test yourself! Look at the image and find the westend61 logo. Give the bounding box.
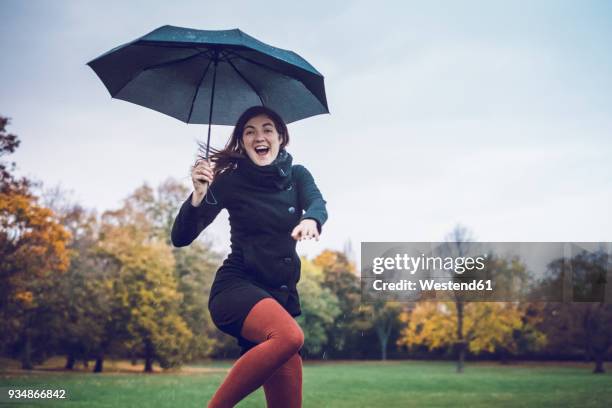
[361,242,612,303]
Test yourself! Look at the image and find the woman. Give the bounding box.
[171,105,328,408]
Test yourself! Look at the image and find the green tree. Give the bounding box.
[483,256,546,362]
[362,299,403,360]
[44,200,115,370]
[538,250,612,373]
[122,179,222,361]
[174,240,221,360]
[296,257,341,356]
[0,116,30,195]
[314,250,369,358]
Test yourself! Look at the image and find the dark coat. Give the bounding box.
[170,150,328,316]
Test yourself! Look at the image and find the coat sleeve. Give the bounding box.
[294,165,328,234]
[170,180,225,247]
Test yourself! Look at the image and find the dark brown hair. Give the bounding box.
[198,106,290,177]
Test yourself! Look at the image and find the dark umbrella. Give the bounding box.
[87,25,329,158]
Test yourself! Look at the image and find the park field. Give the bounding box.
[1,359,611,407]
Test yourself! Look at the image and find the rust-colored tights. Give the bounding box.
[207,297,304,408]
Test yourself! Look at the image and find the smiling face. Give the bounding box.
[241,114,283,166]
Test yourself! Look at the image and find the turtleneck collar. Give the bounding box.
[236,149,293,190]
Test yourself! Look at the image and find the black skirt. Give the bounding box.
[208,270,303,357]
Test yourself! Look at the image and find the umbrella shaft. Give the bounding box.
[206,52,219,159]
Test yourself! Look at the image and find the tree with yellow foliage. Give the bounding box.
[399,227,546,372]
[0,116,71,369]
[97,202,192,372]
[398,301,528,355]
[397,233,546,372]
[121,179,221,361]
[296,257,341,356]
[314,249,370,358]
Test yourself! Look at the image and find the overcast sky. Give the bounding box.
[1,0,611,260]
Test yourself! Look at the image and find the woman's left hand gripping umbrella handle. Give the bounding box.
[191,159,214,206]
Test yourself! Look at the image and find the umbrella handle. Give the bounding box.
[203,181,218,205]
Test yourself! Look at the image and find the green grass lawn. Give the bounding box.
[1,360,611,407]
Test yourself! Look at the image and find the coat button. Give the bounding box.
[279,284,289,292]
[283,257,292,264]
[288,206,295,213]
[287,184,293,191]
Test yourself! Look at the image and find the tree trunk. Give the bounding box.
[456,342,466,373]
[380,336,388,361]
[376,325,389,361]
[455,301,465,373]
[144,341,154,373]
[93,356,104,373]
[144,357,153,373]
[593,353,605,374]
[21,332,33,370]
[499,348,509,365]
[65,353,76,370]
[583,305,594,363]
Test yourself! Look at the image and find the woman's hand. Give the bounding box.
[291,219,319,241]
[191,159,214,206]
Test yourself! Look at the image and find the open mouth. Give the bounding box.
[254,146,270,156]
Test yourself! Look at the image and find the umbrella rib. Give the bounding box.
[138,41,320,75]
[226,49,322,79]
[187,58,214,123]
[112,48,206,98]
[225,50,292,80]
[225,58,264,106]
[226,50,327,111]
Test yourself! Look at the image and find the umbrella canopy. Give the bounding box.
[87,25,329,127]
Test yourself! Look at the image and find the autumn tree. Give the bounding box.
[98,203,192,372]
[314,249,369,358]
[483,255,546,362]
[296,257,341,356]
[397,302,525,361]
[123,179,222,361]
[437,225,476,372]
[396,240,545,371]
[119,179,190,243]
[41,196,115,370]
[0,116,71,369]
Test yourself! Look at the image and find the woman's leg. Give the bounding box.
[208,297,304,408]
[263,352,302,408]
